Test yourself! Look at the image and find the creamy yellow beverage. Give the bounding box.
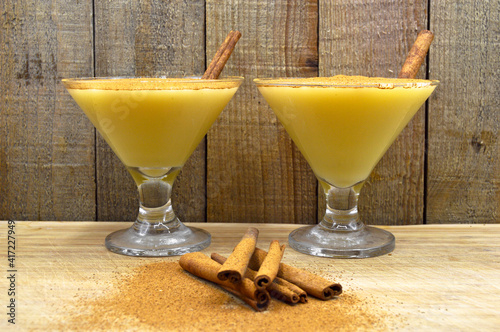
[64,78,240,174]
[256,76,437,188]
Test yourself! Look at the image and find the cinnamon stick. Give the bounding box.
[398,30,434,79]
[202,30,242,79]
[272,276,308,303]
[267,282,301,305]
[254,241,285,290]
[179,252,270,312]
[219,285,267,312]
[249,248,342,300]
[217,227,259,284]
[211,252,304,304]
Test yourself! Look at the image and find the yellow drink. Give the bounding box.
[257,76,437,188]
[64,78,240,171]
[63,77,242,257]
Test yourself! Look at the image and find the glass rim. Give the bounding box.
[254,77,439,88]
[62,76,244,82]
[62,76,245,90]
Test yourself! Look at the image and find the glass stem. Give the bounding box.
[134,180,180,234]
[126,166,181,234]
[137,180,178,224]
[319,180,365,232]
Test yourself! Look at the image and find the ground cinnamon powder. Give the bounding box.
[61,262,396,331]
[254,75,436,86]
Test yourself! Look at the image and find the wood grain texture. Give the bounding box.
[427,0,500,223]
[1,1,498,225]
[319,0,429,225]
[0,0,95,220]
[206,0,319,223]
[2,221,499,330]
[94,0,206,222]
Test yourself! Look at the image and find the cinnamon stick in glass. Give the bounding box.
[254,240,285,290]
[398,30,434,79]
[249,247,342,300]
[211,252,304,304]
[217,227,259,284]
[203,30,242,79]
[179,252,270,311]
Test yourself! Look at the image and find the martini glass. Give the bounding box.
[255,76,438,258]
[63,77,243,256]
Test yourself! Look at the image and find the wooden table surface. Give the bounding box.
[1,222,499,331]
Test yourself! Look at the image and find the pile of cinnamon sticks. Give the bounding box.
[179,227,342,312]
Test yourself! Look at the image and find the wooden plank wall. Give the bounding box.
[427,1,499,223]
[1,0,95,220]
[206,0,318,224]
[319,0,429,225]
[93,0,206,222]
[1,0,498,224]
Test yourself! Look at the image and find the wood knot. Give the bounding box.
[470,136,486,153]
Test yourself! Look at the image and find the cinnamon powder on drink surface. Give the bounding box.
[60,261,396,331]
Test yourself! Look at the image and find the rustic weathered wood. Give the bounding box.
[427,0,500,223]
[0,0,95,220]
[319,0,429,225]
[4,221,500,330]
[94,0,206,222]
[206,0,319,223]
[1,1,499,225]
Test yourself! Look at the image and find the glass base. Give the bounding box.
[105,220,211,257]
[289,224,395,258]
